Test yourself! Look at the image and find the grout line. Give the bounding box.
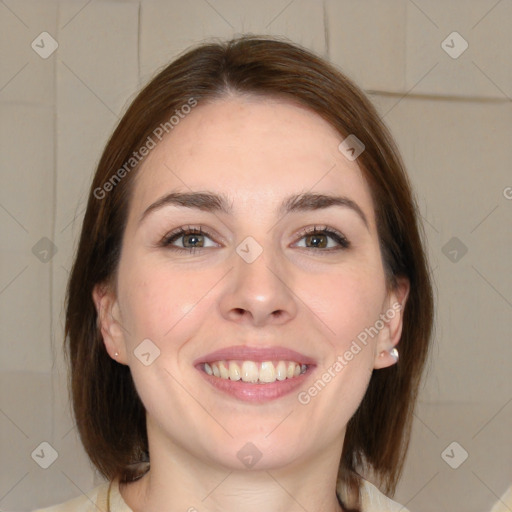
[322,0,329,60]
[365,89,511,104]
[50,0,61,448]
[402,1,408,93]
[137,1,141,83]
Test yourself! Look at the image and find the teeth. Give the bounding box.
[259,361,276,383]
[204,360,308,384]
[287,361,295,379]
[219,361,229,379]
[228,361,241,381]
[276,361,287,381]
[241,361,259,383]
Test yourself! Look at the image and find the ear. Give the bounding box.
[373,276,410,370]
[92,282,128,364]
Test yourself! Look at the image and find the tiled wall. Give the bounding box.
[1,1,510,511]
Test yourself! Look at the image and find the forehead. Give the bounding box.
[129,95,374,223]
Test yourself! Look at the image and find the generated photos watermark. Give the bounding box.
[94,97,198,200]
[297,301,402,405]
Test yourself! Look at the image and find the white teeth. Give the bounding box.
[276,361,287,381]
[203,360,308,384]
[241,361,259,383]
[228,361,241,381]
[259,361,276,383]
[287,362,295,379]
[218,361,229,379]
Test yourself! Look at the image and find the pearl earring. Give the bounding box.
[389,347,399,362]
[114,351,119,357]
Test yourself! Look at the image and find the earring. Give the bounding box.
[114,351,119,357]
[389,347,399,362]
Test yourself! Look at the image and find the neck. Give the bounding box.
[119,433,345,512]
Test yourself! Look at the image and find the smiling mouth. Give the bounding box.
[200,360,309,384]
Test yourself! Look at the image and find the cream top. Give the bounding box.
[33,476,410,512]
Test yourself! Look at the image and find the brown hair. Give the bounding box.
[64,35,434,511]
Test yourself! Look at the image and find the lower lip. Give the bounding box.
[196,365,315,403]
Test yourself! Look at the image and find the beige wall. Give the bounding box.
[0,1,510,511]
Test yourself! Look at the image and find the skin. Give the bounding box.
[93,94,409,512]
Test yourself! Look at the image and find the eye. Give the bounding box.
[160,225,219,253]
[158,224,350,254]
[294,225,350,251]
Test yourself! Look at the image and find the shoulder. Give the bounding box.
[490,485,512,512]
[31,480,112,512]
[31,475,407,512]
[360,478,410,512]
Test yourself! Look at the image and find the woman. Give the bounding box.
[35,35,434,512]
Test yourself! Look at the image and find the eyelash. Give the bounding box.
[159,225,350,254]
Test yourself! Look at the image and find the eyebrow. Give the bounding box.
[138,191,369,230]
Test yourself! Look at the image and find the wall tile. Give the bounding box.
[0,0,58,106]
[368,94,512,404]
[140,0,325,80]
[325,0,406,92]
[57,0,140,114]
[0,370,96,509]
[394,401,512,512]
[0,104,55,373]
[405,0,512,99]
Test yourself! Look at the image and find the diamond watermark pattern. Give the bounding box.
[442,236,468,263]
[441,32,468,59]
[236,442,263,468]
[31,441,59,469]
[441,441,468,469]
[32,237,58,263]
[338,134,365,161]
[134,338,161,366]
[236,236,263,264]
[31,32,59,59]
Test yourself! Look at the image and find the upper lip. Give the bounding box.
[194,345,317,366]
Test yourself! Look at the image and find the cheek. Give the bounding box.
[117,259,214,346]
[301,264,387,349]
[116,263,213,419]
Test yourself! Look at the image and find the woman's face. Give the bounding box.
[94,95,408,471]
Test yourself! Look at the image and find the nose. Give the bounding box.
[218,246,298,328]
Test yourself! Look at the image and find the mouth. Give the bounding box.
[201,359,309,383]
[194,346,316,402]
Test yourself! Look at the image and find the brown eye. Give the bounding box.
[295,226,350,251]
[305,232,328,248]
[180,232,205,248]
[161,226,218,252]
